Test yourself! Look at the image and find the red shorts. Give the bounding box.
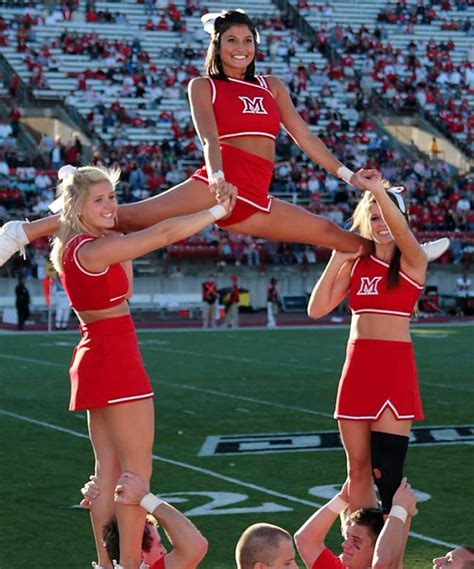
[335,339,424,421]
[69,315,154,411]
[191,144,274,227]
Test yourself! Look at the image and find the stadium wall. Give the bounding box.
[0,266,466,311]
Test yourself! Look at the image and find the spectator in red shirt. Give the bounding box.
[223,274,240,328]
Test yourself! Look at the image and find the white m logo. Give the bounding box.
[238,96,268,115]
[357,276,382,296]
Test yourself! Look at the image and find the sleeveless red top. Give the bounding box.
[208,75,281,141]
[60,234,129,311]
[349,255,424,318]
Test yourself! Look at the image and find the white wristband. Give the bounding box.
[208,204,227,221]
[139,493,163,514]
[389,505,408,524]
[327,494,349,514]
[336,165,355,185]
[208,170,225,183]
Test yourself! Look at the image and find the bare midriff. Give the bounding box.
[76,301,130,325]
[221,136,275,163]
[349,313,412,343]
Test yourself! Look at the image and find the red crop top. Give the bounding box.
[348,255,424,318]
[208,75,281,141]
[60,234,129,311]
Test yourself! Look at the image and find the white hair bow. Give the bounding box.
[200,9,260,43]
[386,186,407,214]
[48,164,77,213]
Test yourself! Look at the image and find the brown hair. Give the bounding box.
[350,508,385,542]
[103,516,157,562]
[204,10,258,81]
[50,165,120,273]
[351,190,409,288]
[235,523,292,569]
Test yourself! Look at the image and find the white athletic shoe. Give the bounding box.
[420,237,450,262]
[91,564,106,569]
[0,220,29,266]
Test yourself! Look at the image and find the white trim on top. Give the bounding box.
[350,257,361,278]
[335,399,416,421]
[369,255,424,289]
[64,234,82,249]
[73,238,109,277]
[351,308,411,317]
[227,76,275,98]
[208,77,217,104]
[109,294,127,302]
[399,271,425,290]
[219,132,276,141]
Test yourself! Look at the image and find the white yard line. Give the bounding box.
[0,353,66,367]
[144,344,336,373]
[0,352,333,416]
[0,320,472,336]
[0,408,459,549]
[159,380,334,418]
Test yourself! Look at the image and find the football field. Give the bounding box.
[0,324,473,568]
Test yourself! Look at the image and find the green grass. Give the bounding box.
[0,324,473,567]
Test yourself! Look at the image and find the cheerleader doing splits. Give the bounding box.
[49,165,231,569]
[0,10,383,266]
[308,176,426,512]
[0,10,448,265]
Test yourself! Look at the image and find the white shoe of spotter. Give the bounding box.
[420,237,450,262]
[0,220,29,266]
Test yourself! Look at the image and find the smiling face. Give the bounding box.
[340,523,376,569]
[80,180,117,234]
[368,203,394,245]
[218,24,256,77]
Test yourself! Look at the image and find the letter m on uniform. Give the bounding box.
[238,96,268,114]
[357,276,382,295]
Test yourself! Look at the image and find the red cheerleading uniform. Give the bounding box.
[208,75,280,142]
[60,234,129,311]
[191,75,281,226]
[334,255,424,421]
[349,254,424,318]
[312,548,345,569]
[61,234,154,412]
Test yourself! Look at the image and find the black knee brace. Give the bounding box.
[371,431,409,512]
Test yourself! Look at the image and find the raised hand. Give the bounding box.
[332,245,365,264]
[393,477,418,518]
[209,178,238,210]
[114,471,149,506]
[79,474,100,508]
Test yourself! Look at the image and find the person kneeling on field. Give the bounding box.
[432,546,474,569]
[81,472,208,569]
[294,478,417,569]
[235,523,298,569]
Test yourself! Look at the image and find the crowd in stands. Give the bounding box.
[324,22,474,153]
[85,0,129,25]
[377,0,474,27]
